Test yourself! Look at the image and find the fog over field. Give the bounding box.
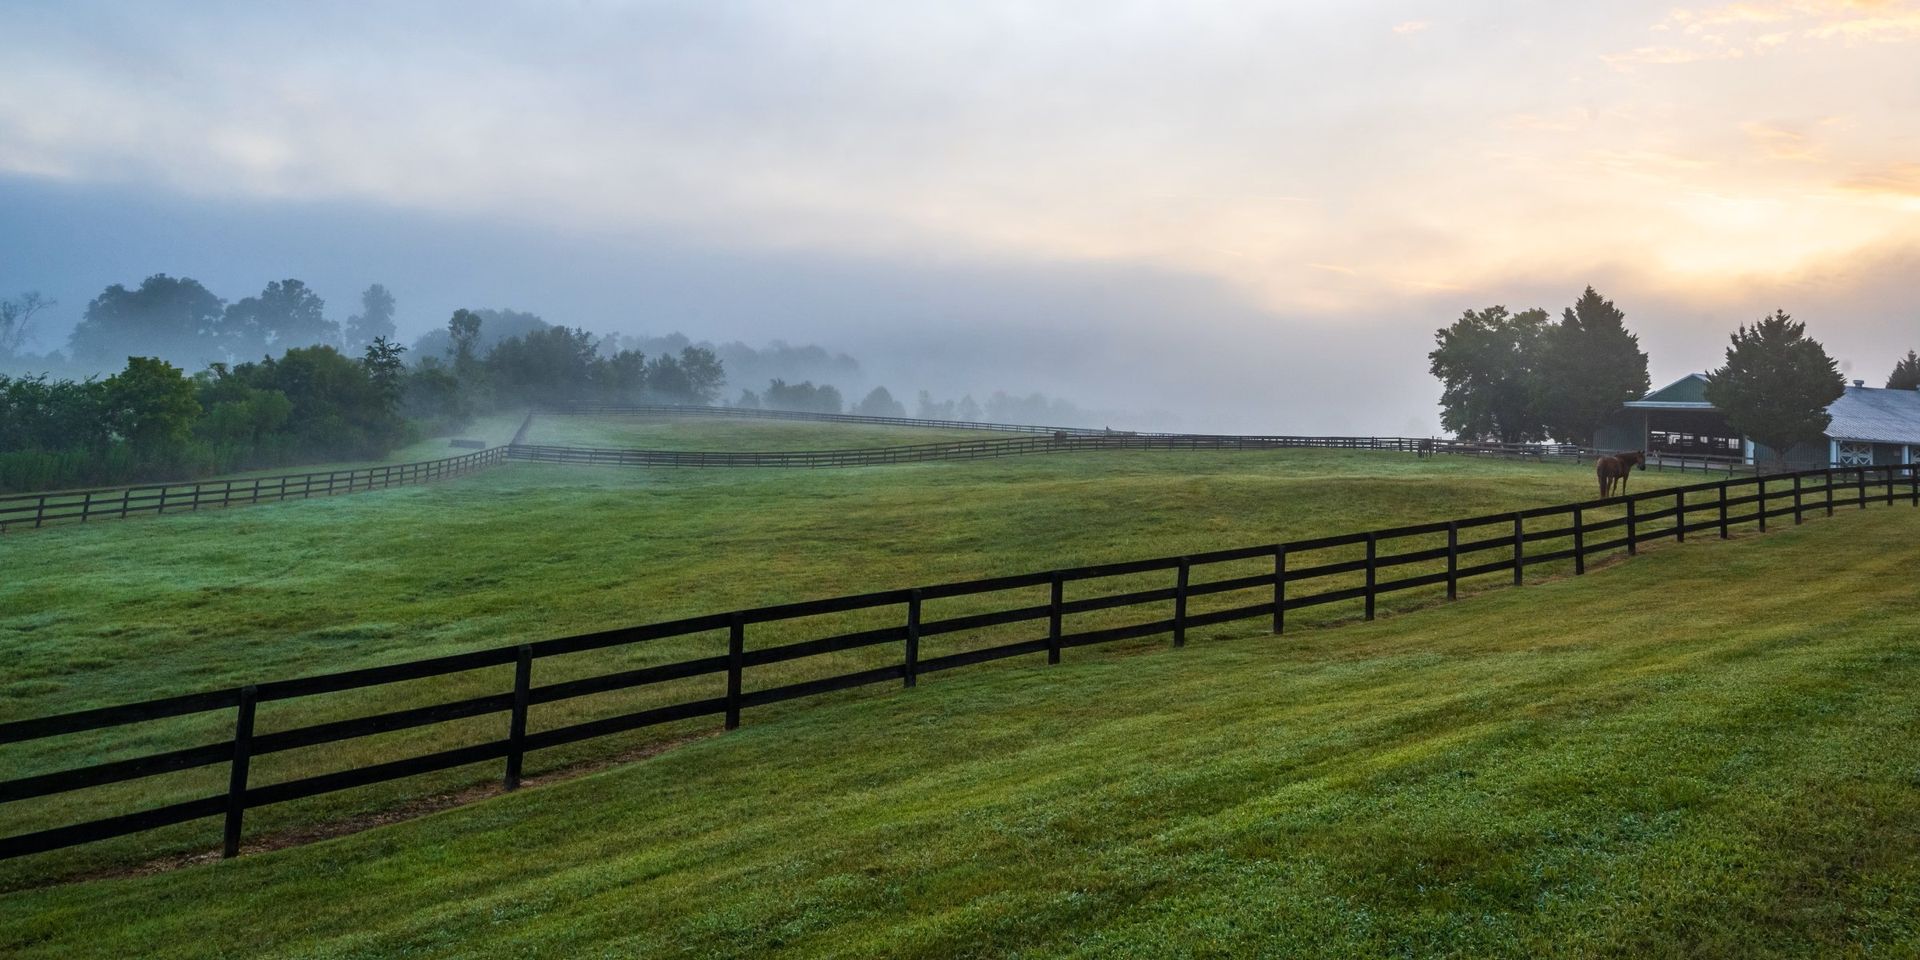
[5,1,1920,433]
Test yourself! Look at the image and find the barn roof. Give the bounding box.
[1826,384,1920,445]
[1625,373,1713,410]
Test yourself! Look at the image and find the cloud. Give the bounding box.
[1392,20,1430,34]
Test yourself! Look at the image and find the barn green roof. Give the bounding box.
[1625,373,1712,409]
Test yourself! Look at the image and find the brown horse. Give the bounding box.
[1596,451,1647,497]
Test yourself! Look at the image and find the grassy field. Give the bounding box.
[5,501,1918,957]
[521,413,1019,449]
[0,424,1719,885]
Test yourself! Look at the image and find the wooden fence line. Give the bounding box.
[4,462,1914,864]
[0,448,509,533]
[505,435,1750,473]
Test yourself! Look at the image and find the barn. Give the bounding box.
[1596,373,1920,467]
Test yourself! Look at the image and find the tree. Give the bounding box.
[1530,287,1650,446]
[764,379,843,413]
[486,326,600,404]
[853,386,906,417]
[220,279,338,359]
[68,274,226,368]
[447,309,484,378]
[1427,305,1549,443]
[362,336,408,409]
[733,388,761,409]
[1888,350,1920,391]
[344,284,397,354]
[916,390,955,420]
[0,291,54,359]
[645,347,726,403]
[955,394,982,422]
[1704,310,1844,467]
[102,357,201,453]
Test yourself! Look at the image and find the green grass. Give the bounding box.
[5,501,1918,957]
[521,413,1019,449]
[0,436,1717,886]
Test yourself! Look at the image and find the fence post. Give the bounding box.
[1825,468,1835,516]
[1911,462,1918,507]
[1624,498,1636,556]
[1674,489,1684,543]
[504,645,532,790]
[1445,522,1458,601]
[157,485,167,515]
[81,490,93,524]
[1511,514,1524,586]
[1272,546,1287,634]
[1719,482,1730,539]
[1573,508,1585,574]
[1048,573,1063,664]
[1363,535,1377,620]
[904,590,922,686]
[1858,467,1867,510]
[1757,477,1767,532]
[725,615,744,730]
[1888,465,1897,507]
[222,685,258,859]
[1793,474,1804,524]
[1173,559,1190,646]
[33,495,45,529]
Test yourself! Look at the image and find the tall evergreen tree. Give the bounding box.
[1887,350,1920,391]
[1530,287,1649,446]
[1427,305,1549,443]
[1704,310,1844,467]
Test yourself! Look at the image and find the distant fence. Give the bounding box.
[555,402,1117,436]
[0,448,508,533]
[506,434,1751,473]
[4,461,1913,865]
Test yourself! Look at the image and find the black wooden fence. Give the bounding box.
[0,448,509,533]
[4,462,1914,865]
[506,435,1749,473]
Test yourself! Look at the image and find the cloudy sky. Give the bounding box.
[3,0,1918,430]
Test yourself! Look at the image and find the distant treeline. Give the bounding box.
[0,275,1104,489]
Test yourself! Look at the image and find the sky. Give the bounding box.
[2,0,1918,431]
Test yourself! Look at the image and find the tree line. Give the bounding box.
[1430,286,1913,463]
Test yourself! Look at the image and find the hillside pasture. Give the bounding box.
[4,503,1917,957]
[0,432,1708,886]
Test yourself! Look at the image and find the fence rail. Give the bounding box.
[0,448,509,533]
[505,435,1751,472]
[4,462,1914,865]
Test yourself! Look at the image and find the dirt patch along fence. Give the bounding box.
[3,462,1913,869]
